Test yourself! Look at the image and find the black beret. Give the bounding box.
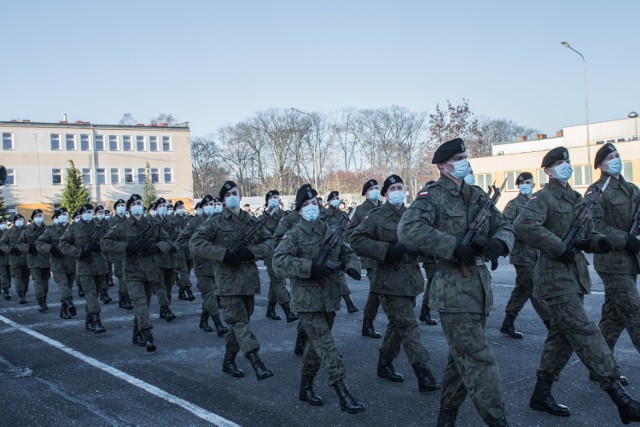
[52,207,68,220]
[78,204,94,214]
[295,184,318,211]
[174,200,184,208]
[201,194,214,205]
[327,191,340,201]
[432,138,466,164]
[31,209,43,219]
[213,197,221,203]
[167,203,174,209]
[113,199,126,209]
[95,205,105,212]
[126,194,142,210]
[13,214,25,222]
[265,190,279,206]
[362,179,379,196]
[381,174,404,196]
[153,197,167,209]
[194,201,202,209]
[541,146,569,168]
[219,180,238,200]
[594,143,616,169]
[72,211,81,219]
[516,172,534,184]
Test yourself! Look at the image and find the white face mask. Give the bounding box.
[34,217,44,225]
[104,214,110,220]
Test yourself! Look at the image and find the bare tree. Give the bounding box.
[217,126,258,196]
[119,113,137,126]
[191,135,228,198]
[427,99,485,159]
[150,113,178,126]
[478,116,540,145]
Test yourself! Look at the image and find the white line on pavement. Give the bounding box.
[0,314,241,427]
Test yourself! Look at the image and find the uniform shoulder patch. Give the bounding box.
[418,191,429,198]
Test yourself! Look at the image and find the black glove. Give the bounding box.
[236,247,255,262]
[625,234,640,254]
[384,243,404,263]
[490,258,499,271]
[223,250,242,268]
[89,241,101,252]
[29,244,38,256]
[558,246,574,265]
[483,238,506,261]
[127,242,145,255]
[79,248,92,260]
[9,246,20,255]
[598,237,614,253]
[50,246,64,259]
[453,241,475,266]
[310,262,332,279]
[346,268,361,281]
[145,245,160,255]
[574,238,590,252]
[169,245,178,254]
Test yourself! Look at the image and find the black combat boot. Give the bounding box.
[436,404,458,427]
[132,320,145,346]
[419,305,438,325]
[43,294,49,310]
[299,374,323,406]
[486,415,509,426]
[606,380,640,424]
[92,313,106,334]
[199,310,213,332]
[529,378,571,417]
[85,313,95,332]
[185,287,195,301]
[246,350,274,381]
[178,286,188,301]
[99,289,112,304]
[500,313,523,339]
[140,329,156,352]
[18,291,28,304]
[332,379,365,413]
[60,299,71,319]
[294,329,307,356]
[216,296,222,309]
[77,284,85,297]
[543,319,551,330]
[362,317,381,339]
[282,303,299,323]
[266,301,281,320]
[37,297,47,312]
[119,294,133,310]
[66,297,77,316]
[590,372,629,386]
[159,305,176,322]
[211,314,229,337]
[377,352,404,382]
[342,294,359,313]
[2,288,10,300]
[222,351,244,377]
[412,363,441,392]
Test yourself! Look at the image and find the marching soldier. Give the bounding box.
[398,138,513,426]
[0,218,10,300]
[18,210,52,309]
[95,205,113,305]
[273,184,365,414]
[0,214,31,304]
[173,200,196,302]
[109,199,133,310]
[500,172,551,338]
[350,174,441,395]
[514,146,640,424]
[190,181,275,381]
[151,197,178,322]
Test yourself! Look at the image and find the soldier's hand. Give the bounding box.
[223,250,242,268]
[9,246,20,255]
[490,258,499,271]
[236,247,255,262]
[453,241,475,266]
[384,243,404,263]
[169,245,178,254]
[625,234,640,253]
[79,248,92,260]
[483,238,506,261]
[145,245,160,255]
[89,242,101,252]
[558,246,574,265]
[28,244,38,256]
[598,237,614,253]
[49,245,64,258]
[127,242,145,255]
[346,268,361,281]
[574,238,590,252]
[310,262,332,278]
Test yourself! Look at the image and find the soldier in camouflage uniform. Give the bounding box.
[351,174,441,395]
[273,184,365,414]
[35,208,77,319]
[514,146,640,424]
[17,209,50,312]
[109,199,133,310]
[320,190,359,314]
[261,190,298,323]
[190,181,275,381]
[0,218,11,300]
[92,205,113,305]
[0,215,30,303]
[398,138,513,427]
[173,200,196,301]
[500,172,551,339]
[416,178,439,326]
[59,204,108,334]
[151,197,177,322]
[176,195,228,336]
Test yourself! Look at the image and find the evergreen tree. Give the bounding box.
[0,189,9,220]
[61,160,90,214]
[143,161,157,208]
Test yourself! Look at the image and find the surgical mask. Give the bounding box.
[15,220,24,227]
[606,158,623,175]
[166,209,174,216]
[149,210,158,218]
[105,215,110,220]
[157,206,167,216]
[203,205,215,216]
[553,162,573,182]
[52,218,59,225]
[195,209,203,216]
[330,199,341,209]
[464,174,475,186]
[226,196,240,209]
[387,190,405,206]
[124,211,130,218]
[131,205,144,216]
[268,198,279,209]
[301,204,319,222]
[448,159,470,180]
[116,206,126,216]
[74,217,82,223]
[519,184,532,196]
[177,208,185,216]
[213,205,223,214]
[82,213,93,222]
[34,217,44,225]
[96,213,105,221]
[0,224,7,231]
[367,189,380,202]
[58,215,69,225]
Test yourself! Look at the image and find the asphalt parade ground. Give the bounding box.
[0,257,637,427]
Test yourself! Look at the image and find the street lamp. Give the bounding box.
[291,107,319,190]
[630,111,639,140]
[561,41,592,182]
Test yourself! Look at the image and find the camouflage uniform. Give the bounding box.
[259,208,290,306]
[513,178,621,388]
[0,226,10,298]
[417,255,438,323]
[35,222,76,302]
[0,225,30,298]
[319,207,353,297]
[151,214,177,305]
[94,218,113,301]
[398,177,514,423]
[173,213,194,292]
[108,214,130,303]
[18,223,51,305]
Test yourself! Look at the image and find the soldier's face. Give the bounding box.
[521,178,534,186]
[438,153,468,174]
[301,198,318,209]
[225,188,240,198]
[545,160,571,177]
[385,183,404,197]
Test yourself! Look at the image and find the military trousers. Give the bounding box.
[537,292,620,389]
[128,280,153,331]
[597,272,640,354]
[31,267,50,300]
[266,263,290,305]
[153,277,170,307]
[505,265,551,321]
[113,260,128,297]
[175,253,193,289]
[440,312,506,423]
[379,295,430,364]
[159,267,175,303]
[363,268,381,319]
[420,263,437,310]
[298,311,346,386]
[51,265,74,301]
[102,261,113,292]
[78,274,104,315]
[196,275,219,317]
[221,295,260,355]
[10,264,29,293]
[0,264,11,290]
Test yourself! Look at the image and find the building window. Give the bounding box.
[623,161,634,182]
[82,168,92,184]
[80,134,90,151]
[52,168,62,185]
[110,168,120,184]
[95,135,105,151]
[136,136,145,151]
[124,168,133,184]
[4,168,15,185]
[96,168,106,184]
[475,173,492,193]
[164,168,173,183]
[162,136,171,152]
[537,169,549,188]
[137,168,145,184]
[504,170,521,191]
[572,165,591,187]
[2,133,13,150]
[50,134,61,150]
[149,136,159,152]
[65,134,76,151]
[151,168,159,183]
[123,135,132,151]
[109,135,118,151]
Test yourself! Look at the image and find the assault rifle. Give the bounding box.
[629,198,640,236]
[562,176,611,251]
[227,207,278,270]
[315,208,356,287]
[85,220,110,253]
[456,178,507,277]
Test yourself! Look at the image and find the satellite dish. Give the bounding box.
[0,165,6,186]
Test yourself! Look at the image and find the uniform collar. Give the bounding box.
[383,200,405,216]
[547,178,571,199]
[299,217,326,235]
[437,175,462,196]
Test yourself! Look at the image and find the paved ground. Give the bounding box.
[0,256,637,426]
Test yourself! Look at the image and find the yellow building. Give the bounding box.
[1,119,193,219]
[470,113,639,210]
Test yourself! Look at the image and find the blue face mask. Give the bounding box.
[387,190,405,206]
[301,204,319,222]
[268,198,279,209]
[130,205,144,216]
[203,205,215,216]
[519,184,532,196]
[226,195,240,209]
[606,158,623,175]
[58,215,69,225]
[157,206,167,216]
[213,205,223,214]
[367,189,380,202]
[330,199,341,209]
[149,210,157,218]
[14,220,24,228]
[116,206,126,216]
[553,162,573,182]
[34,217,44,225]
[195,209,203,216]
[448,159,470,180]
[464,174,475,186]
[82,213,93,222]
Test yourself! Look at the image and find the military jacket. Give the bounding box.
[344,198,381,269]
[589,172,640,275]
[503,193,538,267]
[59,220,108,276]
[150,215,177,269]
[398,177,514,314]
[350,201,423,296]
[0,228,8,266]
[273,218,360,312]
[273,210,301,241]
[258,208,285,266]
[101,215,172,282]
[189,208,274,296]
[0,226,27,266]
[320,206,349,229]
[35,223,75,273]
[106,214,127,262]
[513,178,605,299]
[17,223,50,269]
[176,213,214,276]
[173,213,193,261]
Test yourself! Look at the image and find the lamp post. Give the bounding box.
[630,111,639,140]
[291,107,319,190]
[561,41,591,182]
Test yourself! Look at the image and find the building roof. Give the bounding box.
[0,120,190,131]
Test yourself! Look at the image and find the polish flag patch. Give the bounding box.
[419,191,429,197]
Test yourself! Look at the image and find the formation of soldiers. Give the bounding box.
[2,138,640,425]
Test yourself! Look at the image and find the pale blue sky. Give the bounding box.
[1,1,638,138]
